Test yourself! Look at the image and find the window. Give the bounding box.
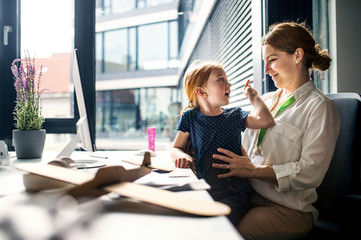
[96,88,179,150]
[96,0,174,16]
[20,0,76,151]
[96,0,136,16]
[312,0,330,93]
[137,0,174,8]
[138,22,168,70]
[186,0,255,110]
[104,29,128,72]
[96,21,178,73]
[21,0,74,119]
[95,17,180,150]
[129,28,137,71]
[17,0,95,151]
[169,20,179,67]
[96,32,104,73]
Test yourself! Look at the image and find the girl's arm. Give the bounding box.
[244,82,275,129]
[170,131,193,168]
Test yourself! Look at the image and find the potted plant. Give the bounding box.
[11,52,46,159]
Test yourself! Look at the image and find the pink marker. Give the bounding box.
[147,127,156,152]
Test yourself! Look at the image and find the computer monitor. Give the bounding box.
[56,49,95,159]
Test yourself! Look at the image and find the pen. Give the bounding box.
[168,175,190,178]
[90,155,108,159]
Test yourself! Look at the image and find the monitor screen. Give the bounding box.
[56,49,95,158]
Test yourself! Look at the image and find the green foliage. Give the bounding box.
[11,52,45,131]
[13,97,44,131]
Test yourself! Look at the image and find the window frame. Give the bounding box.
[0,0,19,149]
[0,0,96,149]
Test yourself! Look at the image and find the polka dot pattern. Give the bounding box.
[177,107,249,180]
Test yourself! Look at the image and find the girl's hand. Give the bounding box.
[244,79,258,99]
[175,157,193,168]
[212,146,256,178]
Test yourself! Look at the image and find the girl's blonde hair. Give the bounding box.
[181,60,224,115]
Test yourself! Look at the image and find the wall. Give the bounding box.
[330,0,361,94]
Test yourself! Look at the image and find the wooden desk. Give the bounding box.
[0,151,243,240]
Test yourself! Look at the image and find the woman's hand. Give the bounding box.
[212,146,277,183]
[212,146,256,178]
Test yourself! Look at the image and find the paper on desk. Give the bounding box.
[134,168,210,191]
[0,174,25,196]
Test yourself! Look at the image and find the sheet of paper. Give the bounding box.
[134,168,210,191]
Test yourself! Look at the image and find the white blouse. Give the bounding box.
[243,81,340,221]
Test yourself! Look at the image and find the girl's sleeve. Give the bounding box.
[238,108,250,132]
[177,110,190,133]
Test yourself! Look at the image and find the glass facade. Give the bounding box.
[95,1,181,150]
[96,0,136,16]
[95,88,180,150]
[96,0,174,16]
[96,21,178,73]
[138,23,168,70]
[137,0,174,8]
[104,29,128,72]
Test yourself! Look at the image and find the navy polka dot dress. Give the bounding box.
[177,107,249,180]
[177,107,253,226]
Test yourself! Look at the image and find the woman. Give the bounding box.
[212,22,340,239]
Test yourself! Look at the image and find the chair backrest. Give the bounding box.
[315,93,361,212]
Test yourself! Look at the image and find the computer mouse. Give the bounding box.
[134,149,156,157]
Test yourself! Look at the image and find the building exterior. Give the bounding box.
[93,0,257,150]
[94,0,194,150]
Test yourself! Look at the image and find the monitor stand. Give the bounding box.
[56,135,78,159]
[56,136,106,169]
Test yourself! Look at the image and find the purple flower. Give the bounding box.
[14,79,23,100]
[37,65,43,94]
[10,52,45,130]
[11,64,18,80]
[11,58,21,66]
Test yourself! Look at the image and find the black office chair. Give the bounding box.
[307,93,361,239]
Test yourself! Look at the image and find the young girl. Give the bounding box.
[171,61,274,226]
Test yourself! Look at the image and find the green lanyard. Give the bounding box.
[257,95,296,147]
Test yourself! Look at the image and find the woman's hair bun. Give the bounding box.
[311,44,331,71]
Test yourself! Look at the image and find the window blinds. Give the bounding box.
[188,0,254,109]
